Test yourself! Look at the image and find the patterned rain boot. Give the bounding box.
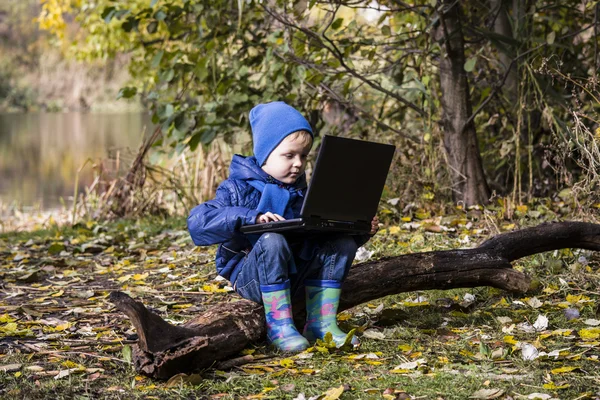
[303,279,360,348]
[261,280,309,352]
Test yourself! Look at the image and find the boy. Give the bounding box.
[187,101,379,352]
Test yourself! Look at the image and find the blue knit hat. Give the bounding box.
[249,101,313,165]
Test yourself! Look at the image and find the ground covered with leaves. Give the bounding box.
[1,200,600,399]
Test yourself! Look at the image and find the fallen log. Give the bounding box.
[109,221,600,379]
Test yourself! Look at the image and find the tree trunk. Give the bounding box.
[435,0,491,206]
[110,221,600,379]
[490,0,518,104]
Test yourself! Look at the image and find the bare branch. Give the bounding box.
[261,5,428,117]
[461,22,598,134]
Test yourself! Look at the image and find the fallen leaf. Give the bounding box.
[550,366,578,374]
[0,364,22,373]
[122,345,132,363]
[321,385,344,400]
[526,393,551,400]
[280,358,294,368]
[542,382,570,390]
[394,358,426,370]
[526,297,543,308]
[362,329,386,340]
[579,328,600,341]
[533,315,549,331]
[469,388,505,399]
[583,319,600,326]
[54,368,80,380]
[165,372,203,387]
[521,343,539,360]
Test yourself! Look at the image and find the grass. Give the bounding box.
[1,203,599,399]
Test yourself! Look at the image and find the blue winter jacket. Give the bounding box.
[187,154,370,285]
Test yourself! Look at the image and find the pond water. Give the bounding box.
[0,112,152,210]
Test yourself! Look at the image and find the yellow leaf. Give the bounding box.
[503,336,518,345]
[414,211,430,220]
[451,328,469,333]
[117,275,132,283]
[300,368,316,374]
[403,301,430,307]
[543,382,570,390]
[388,226,401,234]
[55,322,71,331]
[172,304,193,309]
[337,313,351,321]
[280,359,294,368]
[450,218,467,227]
[566,294,582,304]
[390,369,411,374]
[322,385,344,400]
[51,290,64,297]
[397,344,412,352]
[460,349,475,357]
[0,314,16,323]
[516,205,528,213]
[551,366,577,374]
[245,394,266,399]
[579,328,600,341]
[61,360,84,370]
[241,368,265,375]
[202,284,227,293]
[14,371,22,378]
[401,217,412,222]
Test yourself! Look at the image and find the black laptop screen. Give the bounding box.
[301,136,395,223]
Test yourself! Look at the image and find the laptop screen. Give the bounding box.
[301,136,395,223]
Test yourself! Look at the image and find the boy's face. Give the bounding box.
[261,132,313,184]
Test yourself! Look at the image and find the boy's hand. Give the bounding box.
[369,216,380,235]
[257,212,286,224]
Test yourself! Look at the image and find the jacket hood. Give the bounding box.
[229,155,307,189]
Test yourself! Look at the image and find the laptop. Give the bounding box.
[240,135,395,235]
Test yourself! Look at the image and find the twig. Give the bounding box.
[461,22,598,134]
[36,350,130,364]
[261,4,427,117]
[214,354,255,370]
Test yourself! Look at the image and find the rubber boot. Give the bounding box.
[303,279,359,347]
[261,280,309,352]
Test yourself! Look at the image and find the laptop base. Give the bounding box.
[240,218,370,235]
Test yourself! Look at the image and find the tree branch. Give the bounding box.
[110,221,600,379]
[261,5,428,117]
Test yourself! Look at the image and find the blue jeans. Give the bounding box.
[234,233,358,304]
